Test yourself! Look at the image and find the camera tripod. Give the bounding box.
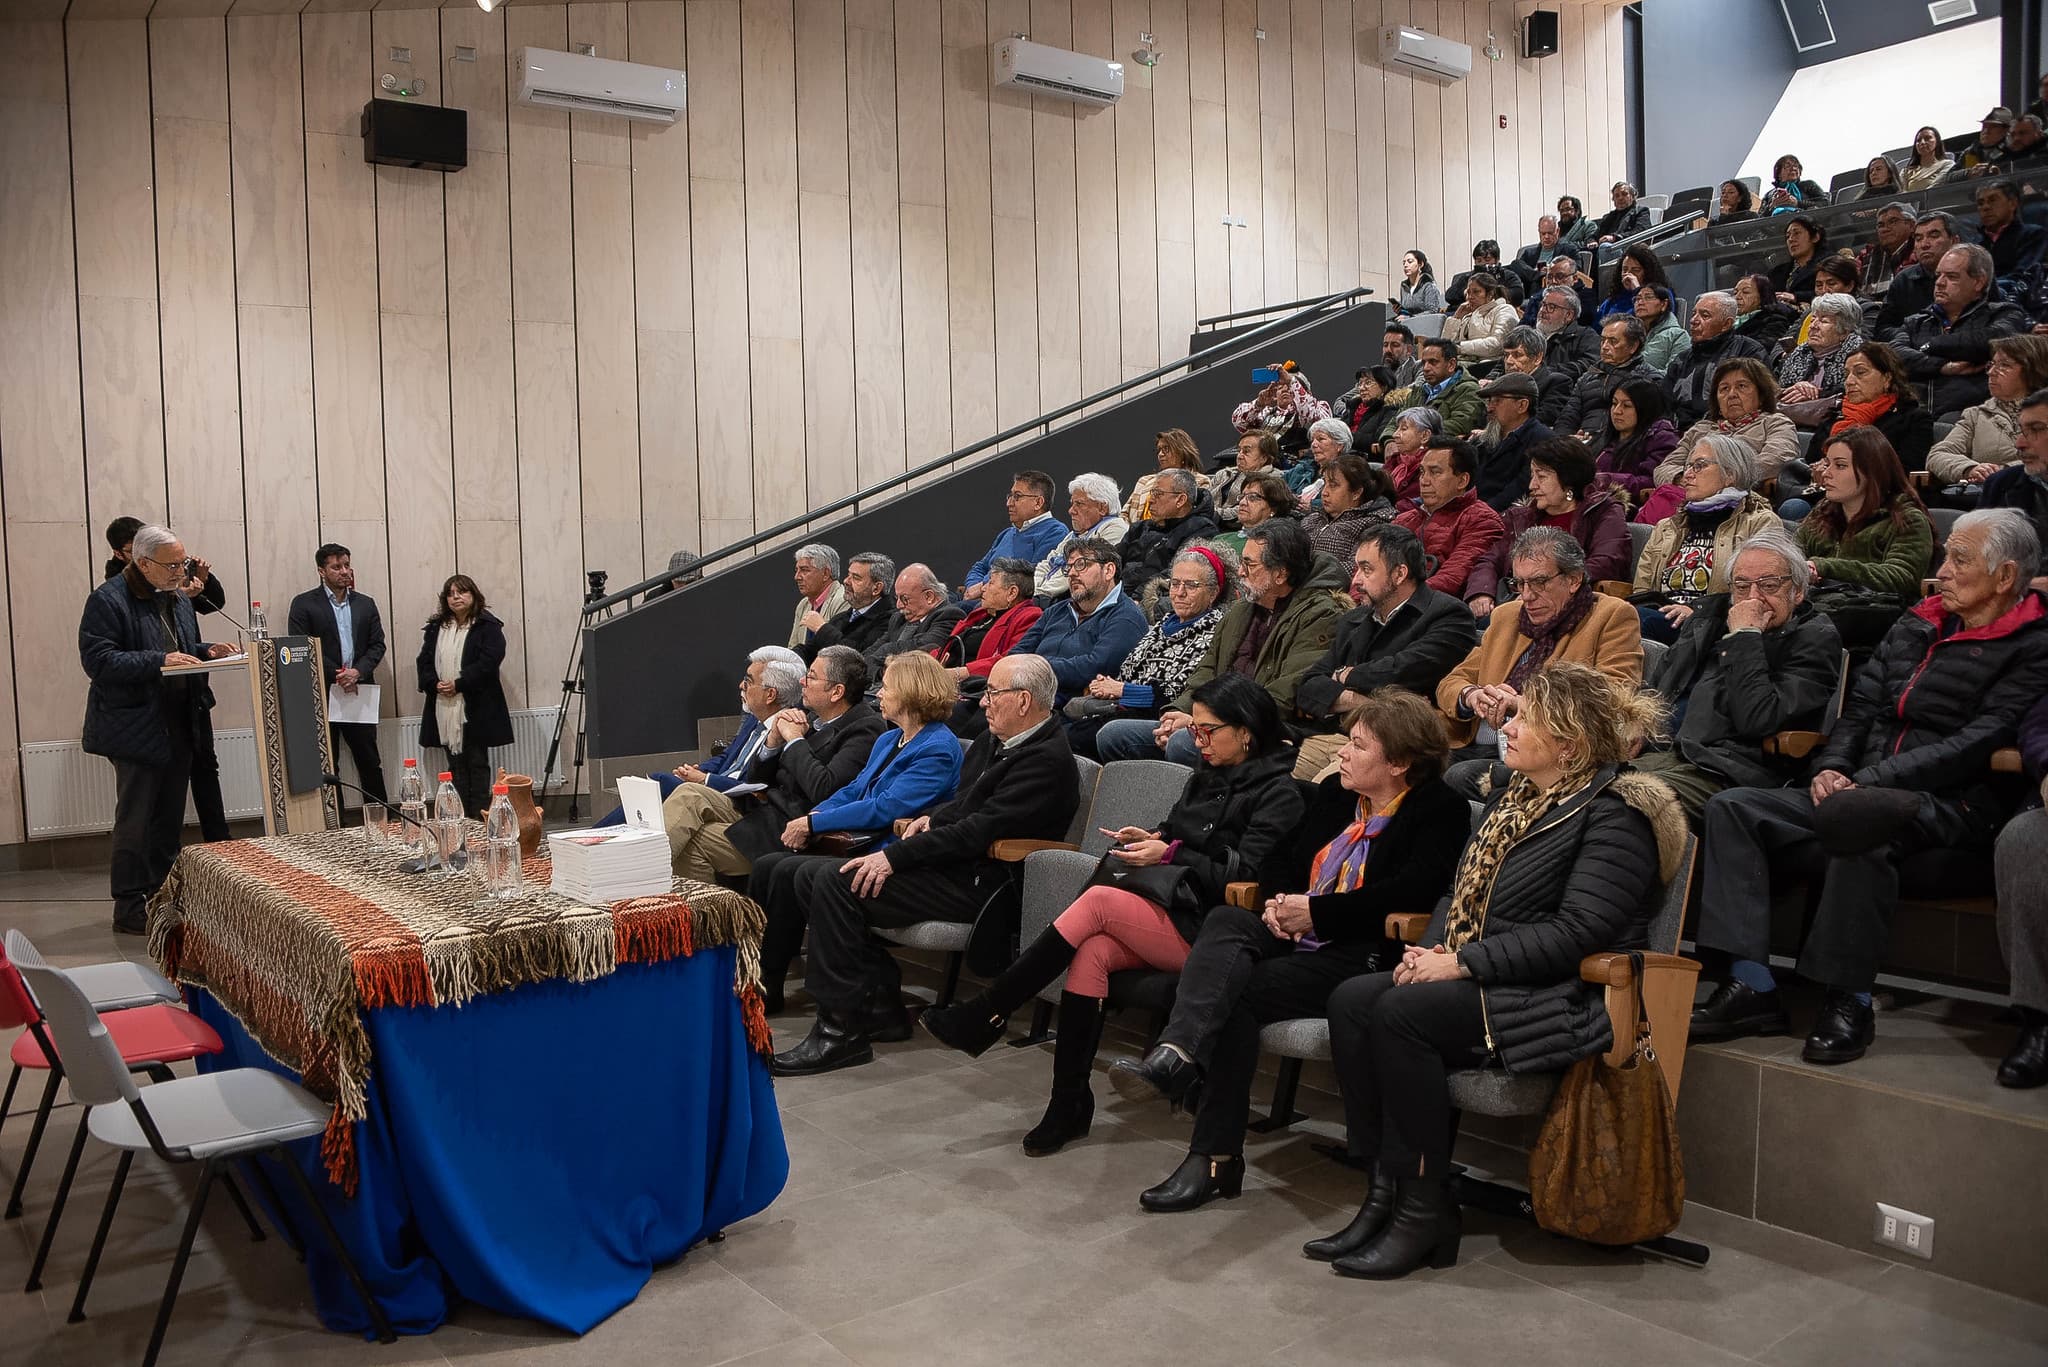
[538,570,616,822]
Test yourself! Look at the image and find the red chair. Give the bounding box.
[0,936,247,1293]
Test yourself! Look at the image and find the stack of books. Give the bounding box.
[545,826,672,902]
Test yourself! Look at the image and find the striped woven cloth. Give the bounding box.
[147,827,769,1192]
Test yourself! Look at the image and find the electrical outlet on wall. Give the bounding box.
[1873,1202,1934,1260]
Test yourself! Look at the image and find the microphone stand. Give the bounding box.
[324,773,461,874]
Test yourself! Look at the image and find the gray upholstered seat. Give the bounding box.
[875,919,972,952]
[1446,1068,1561,1117]
[1640,636,1668,677]
[1257,1017,1332,1061]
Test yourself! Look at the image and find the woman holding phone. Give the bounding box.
[921,674,1303,1158]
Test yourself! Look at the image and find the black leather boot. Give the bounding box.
[1138,1151,1246,1213]
[1302,1166,1396,1261]
[769,1010,874,1077]
[1106,1043,1198,1110]
[1331,1174,1461,1279]
[922,927,1078,1059]
[1022,992,1103,1156]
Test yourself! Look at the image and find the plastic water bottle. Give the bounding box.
[397,758,428,861]
[483,784,522,898]
[434,771,465,871]
[247,601,267,642]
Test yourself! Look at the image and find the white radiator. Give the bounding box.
[21,708,572,841]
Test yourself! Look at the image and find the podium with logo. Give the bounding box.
[249,636,341,834]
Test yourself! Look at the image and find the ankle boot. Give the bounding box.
[1138,1151,1246,1212]
[1331,1174,1461,1280]
[922,927,1078,1059]
[1022,992,1104,1156]
[1302,1166,1397,1261]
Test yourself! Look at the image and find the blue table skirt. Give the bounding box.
[190,946,788,1337]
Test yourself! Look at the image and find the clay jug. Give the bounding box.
[497,768,545,860]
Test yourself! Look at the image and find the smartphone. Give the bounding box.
[1251,367,1281,384]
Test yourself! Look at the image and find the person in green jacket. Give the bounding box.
[1796,424,1938,652]
[1095,519,1347,765]
[1377,338,1485,446]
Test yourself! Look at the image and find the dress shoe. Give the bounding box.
[769,1013,873,1077]
[1138,1152,1245,1213]
[1331,1176,1461,1279]
[1801,992,1875,1065]
[1107,1044,1198,1110]
[854,995,913,1044]
[112,908,148,936]
[920,1000,1008,1058]
[1996,1020,2048,1089]
[1689,980,1791,1042]
[1021,1088,1094,1157]
[1303,1168,1396,1261]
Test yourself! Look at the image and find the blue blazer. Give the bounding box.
[703,713,767,792]
[808,721,962,838]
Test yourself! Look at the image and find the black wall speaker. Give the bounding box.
[361,99,468,173]
[1523,10,1560,59]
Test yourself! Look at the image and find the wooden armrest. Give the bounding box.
[1992,747,2022,775]
[988,838,1079,861]
[1594,579,1634,600]
[1581,950,1702,988]
[1921,578,1938,596]
[1909,470,1932,490]
[1225,882,1261,910]
[1763,730,1825,760]
[1385,912,1430,942]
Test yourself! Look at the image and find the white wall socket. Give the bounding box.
[1874,1202,1934,1260]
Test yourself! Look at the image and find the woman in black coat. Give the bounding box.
[416,574,513,817]
[1307,662,1679,1280]
[921,674,1304,1158]
[1811,342,1935,472]
[1104,690,1471,1212]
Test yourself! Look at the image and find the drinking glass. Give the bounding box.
[362,801,389,845]
[434,818,466,875]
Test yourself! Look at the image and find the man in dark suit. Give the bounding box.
[802,551,896,663]
[769,654,1082,1075]
[288,542,389,805]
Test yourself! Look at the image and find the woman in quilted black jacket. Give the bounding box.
[1307,661,1684,1281]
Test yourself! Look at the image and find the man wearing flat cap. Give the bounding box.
[1472,371,1552,512]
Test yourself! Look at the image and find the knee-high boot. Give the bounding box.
[1023,992,1105,1157]
[920,926,1077,1058]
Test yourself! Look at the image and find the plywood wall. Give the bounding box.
[0,0,1628,844]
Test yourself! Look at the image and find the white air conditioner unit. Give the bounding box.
[515,47,685,124]
[991,38,1124,106]
[1377,26,1472,84]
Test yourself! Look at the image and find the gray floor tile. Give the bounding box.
[772,1112,905,1207]
[710,1333,859,1367]
[783,1056,1074,1169]
[1757,1262,2048,1367]
[900,1116,1194,1244]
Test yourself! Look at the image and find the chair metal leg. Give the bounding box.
[216,1167,267,1243]
[936,953,963,1009]
[140,1158,217,1367]
[1007,998,1056,1048]
[68,1149,132,1323]
[4,1069,62,1218]
[240,1156,304,1259]
[0,1062,20,1121]
[25,1113,89,1291]
[1246,1057,1307,1134]
[273,1146,396,1344]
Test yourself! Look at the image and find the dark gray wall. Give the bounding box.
[1785,0,2002,69]
[1641,0,1797,196]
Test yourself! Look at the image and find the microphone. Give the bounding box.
[324,772,455,873]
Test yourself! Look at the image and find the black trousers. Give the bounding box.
[111,724,196,926]
[1160,906,1384,1155]
[330,721,387,804]
[438,744,494,818]
[750,850,819,990]
[188,717,230,841]
[791,855,982,1015]
[1696,784,1988,992]
[1326,972,1490,1178]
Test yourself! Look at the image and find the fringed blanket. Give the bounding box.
[147,828,771,1193]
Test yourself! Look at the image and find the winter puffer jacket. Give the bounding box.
[1154,747,1306,939]
[1422,768,1685,1074]
[1651,597,1844,789]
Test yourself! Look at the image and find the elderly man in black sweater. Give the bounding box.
[770,653,1082,1076]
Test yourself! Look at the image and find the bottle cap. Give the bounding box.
[403,757,418,767]
[438,771,453,782]
[251,601,261,608]
[492,783,508,795]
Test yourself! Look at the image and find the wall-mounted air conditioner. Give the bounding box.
[991,38,1124,106]
[515,47,686,124]
[1377,26,1472,84]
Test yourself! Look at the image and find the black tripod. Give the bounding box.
[539,571,613,821]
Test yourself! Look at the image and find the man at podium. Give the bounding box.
[78,524,238,934]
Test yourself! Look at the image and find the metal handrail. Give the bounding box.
[585,287,1375,615]
[1195,292,1353,329]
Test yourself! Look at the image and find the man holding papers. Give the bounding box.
[78,524,237,933]
[289,543,389,808]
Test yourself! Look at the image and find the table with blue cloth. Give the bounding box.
[146,829,789,1337]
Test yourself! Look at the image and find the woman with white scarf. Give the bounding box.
[416,574,513,817]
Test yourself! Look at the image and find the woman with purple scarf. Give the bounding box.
[1101,690,1471,1212]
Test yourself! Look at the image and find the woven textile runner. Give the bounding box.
[147,827,770,1192]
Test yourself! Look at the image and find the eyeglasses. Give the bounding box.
[1004,491,1041,502]
[1066,556,1107,571]
[144,557,185,572]
[1238,492,1267,505]
[1187,722,1231,742]
[1538,300,1573,313]
[1166,578,1211,592]
[2020,422,2048,438]
[1504,572,1563,595]
[1729,576,1792,597]
[1682,458,1719,475]
[982,685,1029,699]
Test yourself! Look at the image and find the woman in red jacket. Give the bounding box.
[1463,439,1631,620]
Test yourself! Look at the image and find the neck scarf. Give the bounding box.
[1980,398,2021,444]
[1441,772,1590,952]
[1506,582,1600,691]
[1832,392,1898,436]
[1300,790,1407,952]
[1685,487,1749,515]
[434,620,472,754]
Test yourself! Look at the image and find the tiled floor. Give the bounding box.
[5,869,2047,1367]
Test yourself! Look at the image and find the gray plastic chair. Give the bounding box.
[54,957,184,1013]
[1625,520,1651,578]
[874,755,1102,1008]
[1406,312,1447,339]
[9,931,395,1367]
[1639,636,1669,678]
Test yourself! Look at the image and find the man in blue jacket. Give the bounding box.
[1010,537,1149,706]
[961,470,1068,603]
[79,524,237,933]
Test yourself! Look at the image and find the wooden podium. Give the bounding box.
[172,637,341,834]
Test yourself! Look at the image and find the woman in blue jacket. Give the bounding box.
[751,651,965,1010]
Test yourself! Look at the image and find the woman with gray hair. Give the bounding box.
[1035,473,1129,600]
[1378,406,1446,509]
[1776,293,1865,407]
[1287,416,1355,505]
[1632,432,1783,642]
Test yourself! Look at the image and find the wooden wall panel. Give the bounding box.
[1437,2,1471,262]
[1070,0,1120,400]
[1561,3,1587,212]
[846,10,906,486]
[741,0,807,523]
[1286,0,1324,299]
[986,0,1038,434]
[1406,3,1443,274]
[941,0,996,449]
[1111,0,1158,379]
[1029,0,1080,410]
[1352,0,1388,296]
[1379,2,1417,278]
[1186,0,1230,322]
[1488,1,1520,254]
[1151,0,1197,359]
[893,0,949,463]
[797,0,859,508]
[1513,3,1542,257]
[1320,0,1355,296]
[1536,3,1564,209]
[1221,0,1262,309]
[1255,0,1293,308]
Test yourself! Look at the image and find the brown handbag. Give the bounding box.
[1526,951,1686,1245]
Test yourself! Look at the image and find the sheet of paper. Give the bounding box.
[616,775,666,832]
[719,781,767,797]
[162,652,247,674]
[326,682,381,725]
